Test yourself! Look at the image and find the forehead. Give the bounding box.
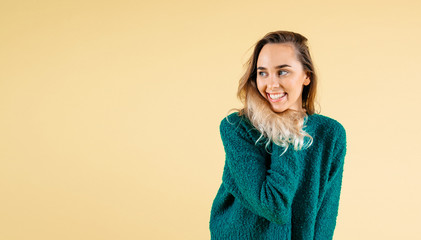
[257,43,299,67]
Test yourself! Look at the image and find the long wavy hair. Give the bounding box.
[228,30,319,155]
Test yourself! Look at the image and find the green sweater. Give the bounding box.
[209,112,347,240]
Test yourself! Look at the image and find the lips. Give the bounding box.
[267,92,287,102]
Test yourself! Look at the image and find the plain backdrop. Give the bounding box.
[1,0,421,239]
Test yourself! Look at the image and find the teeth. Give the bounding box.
[269,93,286,99]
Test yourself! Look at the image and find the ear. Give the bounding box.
[303,73,311,86]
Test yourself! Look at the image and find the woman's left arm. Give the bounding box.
[313,126,347,239]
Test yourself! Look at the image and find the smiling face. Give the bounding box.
[256,43,310,113]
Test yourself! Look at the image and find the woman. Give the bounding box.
[209,31,347,239]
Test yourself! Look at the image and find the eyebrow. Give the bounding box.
[257,64,291,70]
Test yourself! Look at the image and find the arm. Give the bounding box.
[220,116,305,225]
[313,127,347,239]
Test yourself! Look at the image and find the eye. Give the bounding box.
[258,71,267,77]
[278,70,288,76]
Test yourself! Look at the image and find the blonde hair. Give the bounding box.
[227,31,318,155]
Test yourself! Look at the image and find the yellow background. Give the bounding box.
[1,0,420,239]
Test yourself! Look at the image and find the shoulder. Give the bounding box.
[219,111,266,147]
[307,114,347,147]
[308,114,347,167]
[219,111,252,132]
[308,113,346,137]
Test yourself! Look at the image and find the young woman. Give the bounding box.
[209,31,347,239]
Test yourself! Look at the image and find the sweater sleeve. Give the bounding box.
[313,125,347,239]
[220,115,305,225]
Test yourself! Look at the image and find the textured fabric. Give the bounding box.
[209,112,347,240]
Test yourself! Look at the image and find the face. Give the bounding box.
[256,43,310,113]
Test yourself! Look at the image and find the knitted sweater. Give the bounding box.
[209,112,347,240]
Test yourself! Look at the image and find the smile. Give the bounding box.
[267,92,287,102]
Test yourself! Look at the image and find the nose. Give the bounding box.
[268,74,280,88]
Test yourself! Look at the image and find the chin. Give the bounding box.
[271,106,288,113]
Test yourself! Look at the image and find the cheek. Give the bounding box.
[286,80,302,93]
[255,80,267,98]
[256,79,264,91]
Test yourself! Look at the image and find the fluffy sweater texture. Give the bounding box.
[209,112,347,240]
